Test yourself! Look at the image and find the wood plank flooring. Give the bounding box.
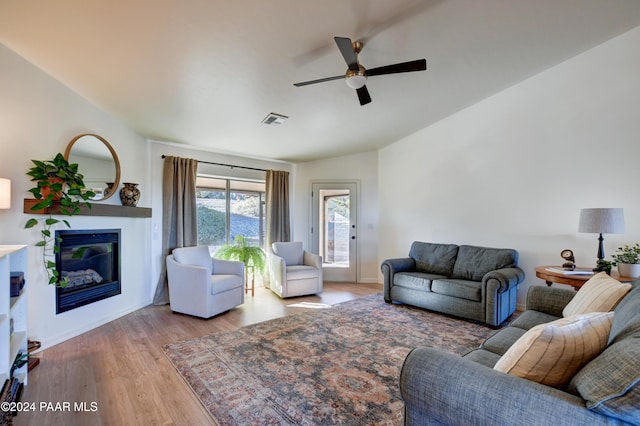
[15,282,382,426]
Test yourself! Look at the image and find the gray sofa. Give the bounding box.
[400,282,640,425]
[381,242,525,326]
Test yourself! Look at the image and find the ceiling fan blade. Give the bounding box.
[367,59,427,77]
[334,36,359,70]
[293,75,344,87]
[356,85,372,106]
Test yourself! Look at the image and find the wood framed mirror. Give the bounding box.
[64,134,121,201]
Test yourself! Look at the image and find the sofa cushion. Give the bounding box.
[286,265,319,280]
[463,348,502,368]
[509,310,561,331]
[568,337,640,424]
[562,272,631,318]
[452,245,517,281]
[494,311,614,389]
[172,246,213,273]
[408,242,459,276]
[431,279,482,302]
[211,274,243,295]
[393,272,443,292]
[481,326,527,356]
[608,281,640,345]
[272,241,304,266]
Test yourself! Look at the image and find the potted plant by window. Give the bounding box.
[24,153,95,286]
[611,244,640,279]
[215,235,266,293]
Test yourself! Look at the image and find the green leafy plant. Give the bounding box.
[214,235,266,285]
[611,244,640,266]
[595,259,612,274]
[24,153,95,287]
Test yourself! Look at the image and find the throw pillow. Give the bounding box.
[568,339,640,425]
[494,311,614,389]
[562,272,631,317]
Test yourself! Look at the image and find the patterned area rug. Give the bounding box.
[162,294,497,425]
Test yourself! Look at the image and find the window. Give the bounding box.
[196,176,265,253]
[322,193,350,265]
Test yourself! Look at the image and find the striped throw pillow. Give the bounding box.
[494,311,614,389]
[563,272,631,317]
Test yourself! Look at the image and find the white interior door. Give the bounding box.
[311,182,357,282]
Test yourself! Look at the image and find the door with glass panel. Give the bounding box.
[311,182,357,282]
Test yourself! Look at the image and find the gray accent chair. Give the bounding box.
[166,246,244,318]
[400,281,640,425]
[381,242,525,326]
[269,242,323,298]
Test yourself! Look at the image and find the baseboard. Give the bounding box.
[35,298,153,352]
[357,278,381,284]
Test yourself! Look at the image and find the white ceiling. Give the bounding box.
[2,0,640,162]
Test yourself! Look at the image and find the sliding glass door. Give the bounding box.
[196,176,265,253]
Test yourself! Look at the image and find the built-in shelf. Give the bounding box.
[23,199,152,218]
[10,294,23,310]
[1,245,28,390]
[10,331,26,362]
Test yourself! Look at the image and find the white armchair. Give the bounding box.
[269,241,323,298]
[166,246,244,318]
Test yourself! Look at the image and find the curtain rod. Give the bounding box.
[161,155,267,172]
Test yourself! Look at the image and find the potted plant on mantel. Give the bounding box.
[24,153,95,287]
[611,243,640,279]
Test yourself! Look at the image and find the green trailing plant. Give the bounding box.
[611,244,640,265]
[24,153,95,287]
[214,235,266,284]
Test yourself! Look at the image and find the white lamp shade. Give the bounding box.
[578,208,625,234]
[0,178,10,209]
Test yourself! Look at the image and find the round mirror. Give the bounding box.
[64,134,121,201]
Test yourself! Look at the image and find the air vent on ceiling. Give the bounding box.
[261,112,288,126]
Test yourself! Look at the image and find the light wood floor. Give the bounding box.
[15,282,382,426]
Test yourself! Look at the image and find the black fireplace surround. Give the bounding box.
[55,229,121,314]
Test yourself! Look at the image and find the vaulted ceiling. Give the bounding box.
[2,1,640,162]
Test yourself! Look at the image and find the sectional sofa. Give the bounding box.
[400,273,640,425]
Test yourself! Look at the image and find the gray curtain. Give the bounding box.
[153,156,199,305]
[265,170,290,249]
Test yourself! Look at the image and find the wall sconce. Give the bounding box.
[0,178,11,209]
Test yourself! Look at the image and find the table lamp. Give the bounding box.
[0,178,10,209]
[578,208,625,271]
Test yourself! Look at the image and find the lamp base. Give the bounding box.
[591,233,612,273]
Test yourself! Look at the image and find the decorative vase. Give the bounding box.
[119,182,140,207]
[104,182,115,197]
[618,263,640,279]
[41,177,65,200]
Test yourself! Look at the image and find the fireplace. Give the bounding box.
[55,229,121,314]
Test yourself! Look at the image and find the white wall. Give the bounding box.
[293,151,379,283]
[0,44,152,348]
[379,26,640,307]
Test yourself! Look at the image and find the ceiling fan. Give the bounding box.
[294,36,427,106]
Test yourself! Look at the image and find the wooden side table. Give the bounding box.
[535,266,635,291]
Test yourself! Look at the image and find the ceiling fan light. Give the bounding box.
[345,75,367,89]
[345,66,367,89]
